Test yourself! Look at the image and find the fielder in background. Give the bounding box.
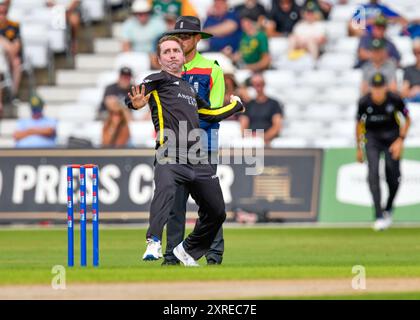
[356,72,411,231]
[126,36,244,266]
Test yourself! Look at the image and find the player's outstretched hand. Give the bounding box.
[230,95,245,112]
[128,85,149,110]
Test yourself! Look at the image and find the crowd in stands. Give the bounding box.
[0,0,420,149]
[0,0,21,115]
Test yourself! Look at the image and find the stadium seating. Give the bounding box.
[20,23,51,69]
[129,121,158,148]
[2,0,420,150]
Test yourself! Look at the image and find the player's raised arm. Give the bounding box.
[125,73,163,110]
[126,84,150,110]
[197,95,245,123]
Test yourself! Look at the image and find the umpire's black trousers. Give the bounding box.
[365,131,401,219]
[147,162,226,260]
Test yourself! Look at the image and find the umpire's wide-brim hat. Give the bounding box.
[165,16,213,39]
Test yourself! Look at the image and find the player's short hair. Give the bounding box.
[157,35,184,57]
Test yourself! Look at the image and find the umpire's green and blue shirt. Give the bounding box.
[182,52,225,153]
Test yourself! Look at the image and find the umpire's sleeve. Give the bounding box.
[197,100,245,123]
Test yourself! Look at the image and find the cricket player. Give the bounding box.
[164,15,226,265]
[356,72,411,231]
[126,35,244,266]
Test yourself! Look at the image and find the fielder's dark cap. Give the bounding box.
[165,16,213,39]
[119,67,133,76]
[371,38,386,50]
[371,72,387,87]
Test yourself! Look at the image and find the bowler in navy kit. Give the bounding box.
[356,72,411,231]
[126,36,244,266]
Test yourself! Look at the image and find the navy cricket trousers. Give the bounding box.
[146,162,226,260]
[365,131,401,218]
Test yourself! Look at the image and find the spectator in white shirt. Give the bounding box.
[288,1,327,59]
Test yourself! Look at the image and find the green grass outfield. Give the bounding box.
[1,226,420,287]
[258,292,420,300]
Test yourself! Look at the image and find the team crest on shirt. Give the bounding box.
[386,104,394,113]
[367,106,373,114]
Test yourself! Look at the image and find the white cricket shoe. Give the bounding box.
[142,237,163,261]
[373,218,386,231]
[373,212,393,231]
[382,211,393,230]
[173,242,199,267]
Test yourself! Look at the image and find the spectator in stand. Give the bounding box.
[402,39,420,103]
[13,94,57,148]
[0,46,7,117]
[46,0,81,54]
[151,0,197,18]
[303,0,332,20]
[348,0,407,37]
[203,0,242,53]
[266,0,301,37]
[98,67,134,119]
[223,12,271,72]
[235,0,267,27]
[1,0,9,9]
[288,1,327,60]
[220,60,245,120]
[361,38,397,95]
[121,0,166,54]
[406,20,420,39]
[355,15,400,69]
[222,59,237,103]
[0,2,22,98]
[239,73,284,145]
[102,103,131,148]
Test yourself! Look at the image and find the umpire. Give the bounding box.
[356,72,411,231]
[163,16,226,265]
